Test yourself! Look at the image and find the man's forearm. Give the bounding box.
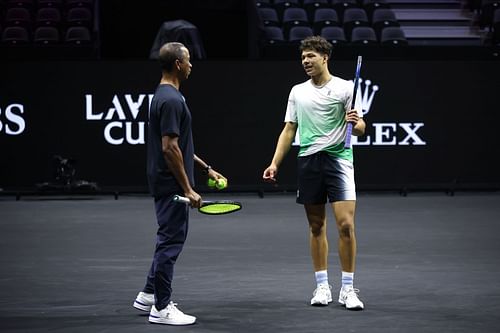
[164,147,192,193]
[272,128,295,167]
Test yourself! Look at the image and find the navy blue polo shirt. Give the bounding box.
[147,84,194,197]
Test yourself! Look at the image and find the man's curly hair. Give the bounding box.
[299,36,333,58]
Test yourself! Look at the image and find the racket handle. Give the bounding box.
[173,195,190,204]
[344,123,353,149]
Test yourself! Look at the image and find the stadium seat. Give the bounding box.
[343,7,369,40]
[303,0,330,21]
[320,26,347,45]
[64,25,91,44]
[361,0,390,18]
[380,26,407,46]
[350,26,377,44]
[371,8,399,39]
[5,7,31,28]
[313,8,340,34]
[35,7,61,27]
[258,7,280,27]
[66,7,92,28]
[1,25,30,44]
[273,0,301,17]
[288,25,314,42]
[263,26,285,44]
[282,7,310,38]
[34,25,59,44]
[331,0,359,19]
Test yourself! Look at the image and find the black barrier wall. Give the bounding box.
[1,60,499,192]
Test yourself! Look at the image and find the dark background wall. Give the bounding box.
[99,0,250,60]
[2,59,499,193]
[1,0,500,194]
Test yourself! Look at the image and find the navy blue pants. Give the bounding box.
[142,195,189,310]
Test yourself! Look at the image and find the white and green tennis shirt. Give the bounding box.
[284,75,363,162]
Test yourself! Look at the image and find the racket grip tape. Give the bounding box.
[173,195,190,204]
[344,123,353,148]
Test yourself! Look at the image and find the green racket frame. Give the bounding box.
[173,195,242,215]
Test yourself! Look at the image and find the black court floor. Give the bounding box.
[1,192,500,333]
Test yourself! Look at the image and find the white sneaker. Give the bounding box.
[338,286,364,310]
[149,302,196,325]
[133,292,154,312]
[310,284,333,306]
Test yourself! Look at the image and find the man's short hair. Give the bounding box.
[159,42,186,72]
[299,36,333,58]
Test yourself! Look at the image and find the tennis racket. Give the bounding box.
[344,55,363,149]
[173,195,242,215]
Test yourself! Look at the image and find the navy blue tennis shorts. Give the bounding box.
[296,151,356,204]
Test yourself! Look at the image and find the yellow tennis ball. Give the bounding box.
[207,178,216,188]
[215,178,227,190]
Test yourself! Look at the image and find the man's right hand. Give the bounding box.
[263,165,278,183]
[185,190,202,208]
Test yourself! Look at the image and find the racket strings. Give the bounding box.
[199,203,241,215]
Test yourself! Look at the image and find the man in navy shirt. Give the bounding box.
[133,42,227,325]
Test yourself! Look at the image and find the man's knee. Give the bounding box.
[309,219,326,237]
[337,219,354,239]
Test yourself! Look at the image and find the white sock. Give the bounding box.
[342,271,354,289]
[315,270,329,287]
